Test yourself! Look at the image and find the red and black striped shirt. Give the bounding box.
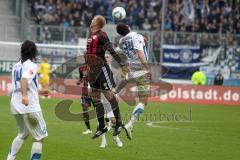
[79,65,89,96]
[86,30,115,64]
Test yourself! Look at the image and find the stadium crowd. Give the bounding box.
[31,0,240,34]
[30,0,240,62]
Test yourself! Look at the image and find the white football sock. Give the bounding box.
[7,136,24,160]
[30,142,42,160]
[113,135,123,147]
[101,133,107,144]
[129,102,145,126]
[113,135,120,141]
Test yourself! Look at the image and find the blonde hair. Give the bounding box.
[95,15,106,28]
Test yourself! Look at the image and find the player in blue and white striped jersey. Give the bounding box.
[116,23,151,140]
[7,40,47,160]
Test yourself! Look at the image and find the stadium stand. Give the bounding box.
[29,0,240,64]
[0,0,239,80]
[31,0,240,34]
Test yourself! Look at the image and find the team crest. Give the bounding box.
[180,49,193,63]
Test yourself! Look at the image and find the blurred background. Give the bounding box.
[1,2,240,159]
[0,0,240,86]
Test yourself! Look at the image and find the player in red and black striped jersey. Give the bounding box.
[85,15,126,139]
[76,65,92,134]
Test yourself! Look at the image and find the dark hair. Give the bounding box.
[116,23,130,36]
[21,40,38,63]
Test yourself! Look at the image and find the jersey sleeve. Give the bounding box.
[133,34,144,51]
[99,32,116,55]
[22,63,38,84]
[100,32,124,65]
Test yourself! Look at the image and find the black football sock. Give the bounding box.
[82,106,90,130]
[109,96,122,125]
[93,100,105,129]
[85,121,91,130]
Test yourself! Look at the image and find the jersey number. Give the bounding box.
[14,68,22,88]
[121,40,134,58]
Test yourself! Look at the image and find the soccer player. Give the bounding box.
[39,57,51,98]
[77,64,92,134]
[116,23,151,140]
[7,40,48,160]
[100,53,123,148]
[77,64,113,135]
[86,15,125,139]
[100,96,123,148]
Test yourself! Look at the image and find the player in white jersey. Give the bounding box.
[116,23,151,140]
[7,40,48,160]
[99,53,123,148]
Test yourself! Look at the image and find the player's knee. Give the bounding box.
[92,99,102,107]
[82,104,89,111]
[18,133,29,140]
[104,90,114,100]
[33,138,44,143]
[111,117,116,124]
[139,95,148,106]
[91,89,100,97]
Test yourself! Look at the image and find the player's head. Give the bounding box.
[43,57,48,63]
[105,53,111,64]
[90,15,106,30]
[116,23,130,36]
[21,40,38,63]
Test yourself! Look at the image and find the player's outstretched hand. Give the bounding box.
[22,96,29,106]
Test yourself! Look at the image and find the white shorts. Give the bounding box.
[14,112,48,141]
[106,110,115,119]
[102,102,115,118]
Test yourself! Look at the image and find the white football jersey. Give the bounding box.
[11,59,41,114]
[119,32,149,78]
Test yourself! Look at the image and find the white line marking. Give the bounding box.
[146,121,218,133]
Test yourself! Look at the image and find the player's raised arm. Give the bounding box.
[101,34,126,68]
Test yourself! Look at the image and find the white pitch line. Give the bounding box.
[146,121,219,133]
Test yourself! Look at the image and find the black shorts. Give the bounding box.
[81,96,92,106]
[89,64,116,90]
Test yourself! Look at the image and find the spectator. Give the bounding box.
[214,70,224,85]
[143,18,151,30]
[135,9,145,29]
[30,0,240,53]
[31,0,240,34]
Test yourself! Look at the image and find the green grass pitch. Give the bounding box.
[1,96,240,160]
